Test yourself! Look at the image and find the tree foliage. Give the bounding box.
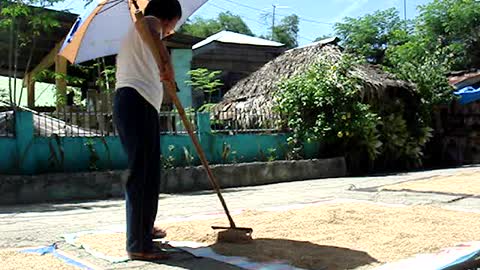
[275,55,382,162]
[333,0,480,109]
[334,8,408,65]
[180,11,253,38]
[335,0,480,70]
[0,0,63,107]
[186,68,223,109]
[271,14,300,49]
[415,0,480,69]
[275,54,433,169]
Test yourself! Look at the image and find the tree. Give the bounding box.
[386,38,454,108]
[272,15,299,49]
[0,0,62,108]
[217,12,253,36]
[186,68,223,111]
[334,8,409,65]
[415,0,480,69]
[180,12,253,38]
[275,54,382,162]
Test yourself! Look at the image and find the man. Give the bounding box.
[113,0,181,260]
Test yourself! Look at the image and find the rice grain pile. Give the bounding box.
[0,250,79,270]
[381,172,480,195]
[76,202,480,270]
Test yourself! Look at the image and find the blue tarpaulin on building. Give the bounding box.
[454,86,480,105]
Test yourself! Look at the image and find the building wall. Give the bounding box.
[0,76,57,107]
[192,43,285,106]
[430,101,480,166]
[172,49,193,108]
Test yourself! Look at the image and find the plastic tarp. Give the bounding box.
[375,242,480,270]
[64,230,306,269]
[20,244,96,270]
[454,86,480,105]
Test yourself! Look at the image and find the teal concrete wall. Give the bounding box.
[0,112,320,175]
[0,138,17,174]
[32,137,128,174]
[172,49,193,108]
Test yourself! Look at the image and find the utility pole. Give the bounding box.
[270,4,289,40]
[404,0,407,20]
[272,4,276,39]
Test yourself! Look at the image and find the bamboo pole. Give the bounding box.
[132,7,238,229]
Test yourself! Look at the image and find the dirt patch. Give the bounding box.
[75,202,480,270]
[0,250,79,270]
[381,172,480,195]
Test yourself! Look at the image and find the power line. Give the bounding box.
[62,0,76,10]
[219,0,333,26]
[208,2,315,42]
[208,2,268,27]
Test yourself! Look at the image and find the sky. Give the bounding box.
[52,0,432,46]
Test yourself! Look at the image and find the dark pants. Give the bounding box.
[113,87,161,253]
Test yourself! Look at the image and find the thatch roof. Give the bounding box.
[212,40,417,129]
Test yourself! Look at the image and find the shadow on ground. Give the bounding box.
[0,199,124,214]
[160,251,245,270]
[206,238,379,270]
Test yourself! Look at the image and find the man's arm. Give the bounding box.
[145,16,175,82]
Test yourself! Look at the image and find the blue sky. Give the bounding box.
[53,0,432,46]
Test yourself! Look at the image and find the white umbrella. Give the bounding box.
[59,0,207,64]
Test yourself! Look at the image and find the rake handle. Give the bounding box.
[133,10,237,229]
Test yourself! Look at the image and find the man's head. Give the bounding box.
[144,0,182,36]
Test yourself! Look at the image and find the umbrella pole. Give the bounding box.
[131,8,252,243]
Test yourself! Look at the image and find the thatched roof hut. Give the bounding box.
[212,38,418,130]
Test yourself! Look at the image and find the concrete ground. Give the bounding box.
[1,166,480,269]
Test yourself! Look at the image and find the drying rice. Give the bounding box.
[75,202,480,270]
[0,250,79,270]
[381,172,480,195]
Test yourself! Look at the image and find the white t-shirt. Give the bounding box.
[116,22,164,112]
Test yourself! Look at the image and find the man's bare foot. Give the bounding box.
[152,227,167,239]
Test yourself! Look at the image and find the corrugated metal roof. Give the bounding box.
[449,70,480,89]
[193,30,284,50]
[289,37,340,52]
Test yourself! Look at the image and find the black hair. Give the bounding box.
[144,0,182,21]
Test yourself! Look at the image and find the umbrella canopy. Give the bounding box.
[59,0,207,64]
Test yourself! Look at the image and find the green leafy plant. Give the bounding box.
[275,54,382,162]
[182,146,195,167]
[221,142,231,164]
[161,145,176,169]
[84,138,100,171]
[267,148,277,162]
[197,103,217,113]
[186,68,223,104]
[93,60,116,92]
[220,142,239,164]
